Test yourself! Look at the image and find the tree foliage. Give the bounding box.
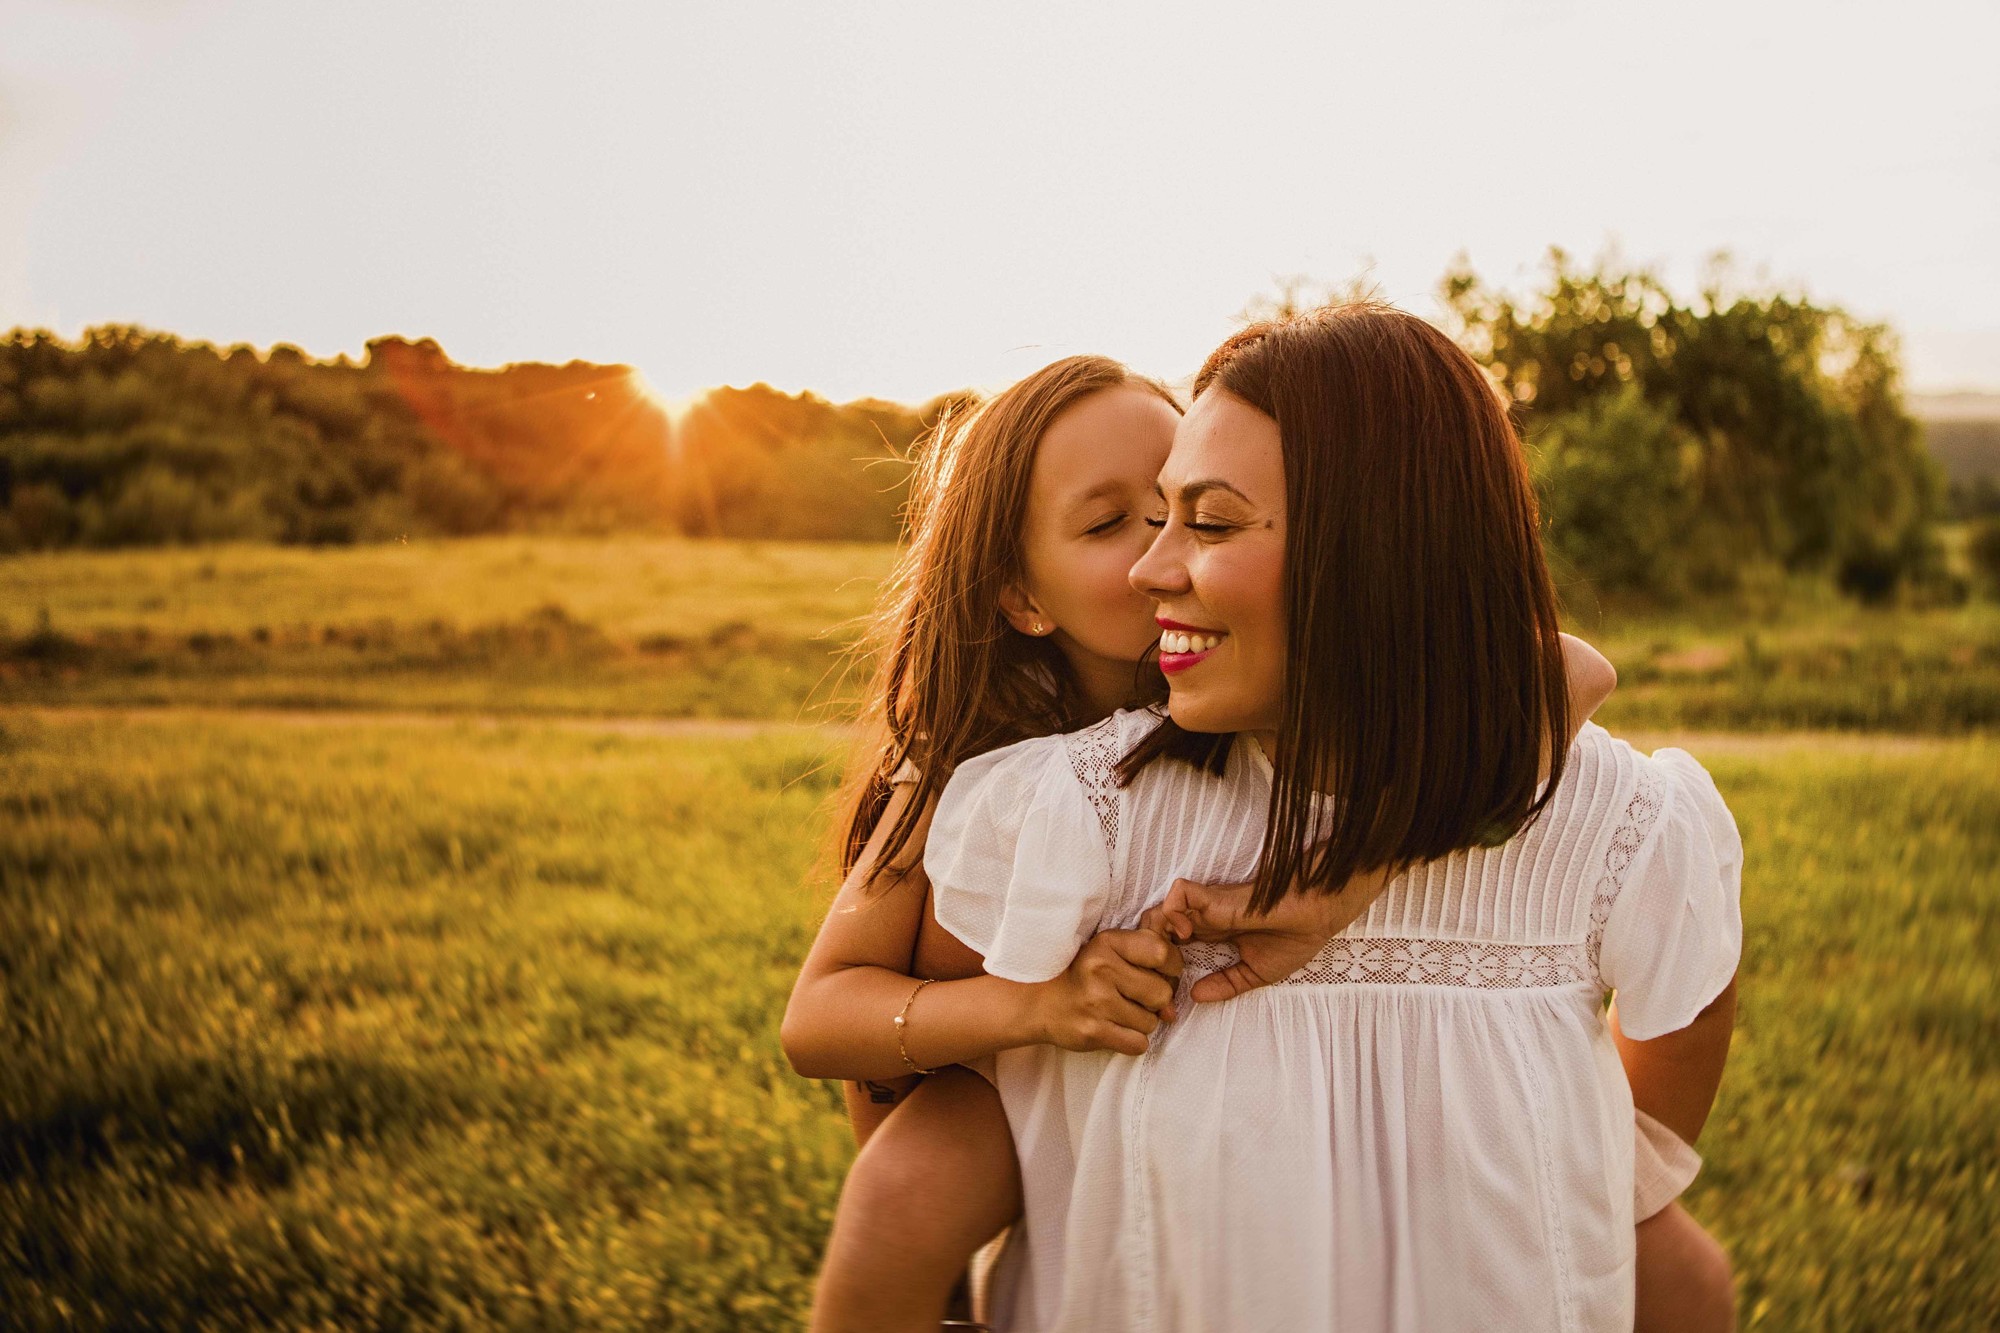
[0,327,941,552]
[1442,250,1942,603]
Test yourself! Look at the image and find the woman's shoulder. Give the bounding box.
[1555,721,1644,807]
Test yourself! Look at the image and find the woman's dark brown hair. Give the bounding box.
[836,355,1178,889]
[1119,302,1572,915]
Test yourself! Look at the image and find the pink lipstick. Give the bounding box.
[1155,617,1226,674]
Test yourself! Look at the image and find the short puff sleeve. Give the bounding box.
[926,735,1115,984]
[1598,748,1744,1040]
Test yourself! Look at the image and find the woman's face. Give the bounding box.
[1128,387,1288,736]
[1010,385,1182,689]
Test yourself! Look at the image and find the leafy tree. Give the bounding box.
[1529,386,1710,600]
[1443,249,1941,602]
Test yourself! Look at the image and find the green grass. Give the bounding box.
[0,711,856,1329]
[0,536,896,641]
[2,711,1996,1329]
[6,535,1998,731]
[0,537,892,720]
[1571,577,2000,733]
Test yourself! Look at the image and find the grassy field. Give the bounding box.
[4,535,1998,731]
[0,538,892,720]
[1,709,1995,1329]
[3,534,1998,1329]
[1,710,856,1329]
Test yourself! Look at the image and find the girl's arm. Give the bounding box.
[780,782,1178,1084]
[1557,631,1617,762]
[1610,975,1738,1145]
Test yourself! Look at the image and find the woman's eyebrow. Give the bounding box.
[1174,478,1255,506]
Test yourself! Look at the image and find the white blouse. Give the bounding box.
[928,708,1743,1333]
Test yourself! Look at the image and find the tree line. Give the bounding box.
[0,254,1971,603]
[0,327,943,553]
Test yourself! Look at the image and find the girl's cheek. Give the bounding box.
[1095,542,1144,598]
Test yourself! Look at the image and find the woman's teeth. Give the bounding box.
[1160,631,1222,654]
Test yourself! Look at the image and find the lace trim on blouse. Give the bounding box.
[1272,763,1668,992]
[1062,718,1124,849]
[1586,764,1666,974]
[1283,936,1598,988]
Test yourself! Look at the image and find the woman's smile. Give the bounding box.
[1156,616,1227,673]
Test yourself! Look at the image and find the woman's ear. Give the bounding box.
[997,582,1053,637]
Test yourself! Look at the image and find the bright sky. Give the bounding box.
[3,0,1996,402]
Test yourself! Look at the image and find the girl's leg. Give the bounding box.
[811,1064,1022,1333]
[1635,1202,1735,1333]
[844,1074,922,1148]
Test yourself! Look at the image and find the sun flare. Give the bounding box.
[627,368,702,432]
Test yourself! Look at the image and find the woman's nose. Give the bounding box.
[1129,525,1189,599]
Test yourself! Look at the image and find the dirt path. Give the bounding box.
[4,703,1979,757]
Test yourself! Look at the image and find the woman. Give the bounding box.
[780,351,1624,1330]
[925,304,1743,1330]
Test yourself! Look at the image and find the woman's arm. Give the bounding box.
[780,783,1180,1083]
[1611,974,1738,1145]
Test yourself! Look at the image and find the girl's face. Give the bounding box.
[1006,385,1181,700]
[1128,388,1288,738]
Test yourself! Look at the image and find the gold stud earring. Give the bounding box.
[1030,619,1044,634]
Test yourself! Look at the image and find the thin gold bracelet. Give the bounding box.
[894,977,937,1075]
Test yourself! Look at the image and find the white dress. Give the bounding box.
[927,707,1743,1333]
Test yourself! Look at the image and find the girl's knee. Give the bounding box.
[1636,1203,1735,1333]
[1684,1228,1735,1328]
[839,1133,953,1251]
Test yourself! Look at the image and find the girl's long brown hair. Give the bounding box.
[1120,302,1572,915]
[837,355,1177,889]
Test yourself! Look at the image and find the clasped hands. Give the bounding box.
[1029,868,1390,1057]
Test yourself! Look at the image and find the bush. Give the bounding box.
[5,480,77,548]
[1969,517,2000,598]
[76,466,269,547]
[1530,386,1720,601]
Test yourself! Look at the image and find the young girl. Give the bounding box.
[919,304,1741,1329]
[782,355,1202,1330]
[779,353,1709,1330]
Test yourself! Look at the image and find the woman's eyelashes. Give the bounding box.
[1141,511,1234,536]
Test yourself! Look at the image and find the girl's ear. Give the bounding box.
[997,582,1053,637]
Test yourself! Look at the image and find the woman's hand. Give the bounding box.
[1140,870,1391,1002]
[1027,928,1184,1056]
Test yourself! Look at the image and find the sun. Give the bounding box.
[625,367,703,432]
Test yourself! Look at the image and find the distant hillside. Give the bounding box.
[1913,393,2000,485]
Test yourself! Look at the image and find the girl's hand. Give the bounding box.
[1140,870,1391,1003]
[1028,928,1184,1056]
